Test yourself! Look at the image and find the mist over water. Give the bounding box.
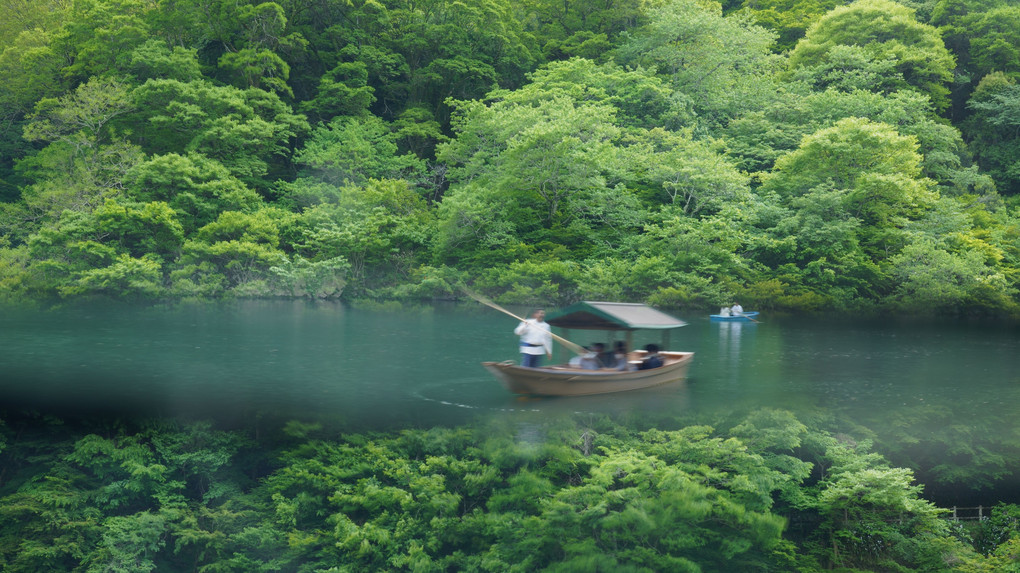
[2,300,1018,501]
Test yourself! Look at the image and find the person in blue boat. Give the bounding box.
[730,302,744,317]
[514,309,552,368]
[638,343,664,370]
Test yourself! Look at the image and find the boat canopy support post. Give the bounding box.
[626,331,633,354]
[662,329,671,351]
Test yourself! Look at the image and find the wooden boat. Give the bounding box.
[709,311,759,322]
[483,350,694,396]
[485,301,693,396]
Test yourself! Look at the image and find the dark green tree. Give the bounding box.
[964,73,1020,195]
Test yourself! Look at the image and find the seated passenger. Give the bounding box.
[596,342,618,369]
[610,341,629,371]
[569,343,604,369]
[582,342,606,369]
[638,343,664,370]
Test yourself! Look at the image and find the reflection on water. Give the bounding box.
[715,320,756,385]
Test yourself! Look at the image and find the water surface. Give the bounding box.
[2,301,1018,499]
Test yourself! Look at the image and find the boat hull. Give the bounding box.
[709,311,759,322]
[483,351,694,396]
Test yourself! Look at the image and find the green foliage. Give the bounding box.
[0,417,254,572]
[615,0,784,129]
[965,73,1020,195]
[62,253,163,299]
[575,256,680,302]
[170,210,289,297]
[741,0,843,51]
[0,25,63,141]
[627,208,755,287]
[19,75,141,215]
[304,59,376,120]
[0,411,1005,571]
[269,255,349,299]
[788,0,956,111]
[625,127,752,214]
[53,0,153,82]
[376,264,465,300]
[283,0,538,123]
[1,197,181,301]
[503,58,682,130]
[442,94,622,223]
[0,0,68,47]
[435,92,645,264]
[0,0,1018,313]
[125,153,262,233]
[95,199,184,259]
[0,241,31,302]
[888,237,1008,312]
[762,118,929,206]
[219,39,292,98]
[537,449,788,571]
[958,6,1020,84]
[131,76,309,184]
[645,277,733,310]
[475,258,582,306]
[127,39,203,83]
[293,115,425,188]
[292,178,434,294]
[970,504,1020,556]
[519,0,649,60]
[0,55,46,197]
[759,118,938,297]
[725,87,985,198]
[391,106,448,161]
[807,438,972,570]
[88,511,167,572]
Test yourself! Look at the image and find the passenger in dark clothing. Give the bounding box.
[638,343,664,370]
[599,338,624,371]
[596,342,617,369]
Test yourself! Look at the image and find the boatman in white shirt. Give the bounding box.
[514,309,553,368]
[730,302,744,317]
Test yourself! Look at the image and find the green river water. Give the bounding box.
[1,300,1018,503]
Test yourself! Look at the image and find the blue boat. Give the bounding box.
[709,311,759,322]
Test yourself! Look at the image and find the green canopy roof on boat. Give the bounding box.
[545,302,687,331]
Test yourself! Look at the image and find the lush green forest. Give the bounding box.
[5,2,1020,570]
[1,409,1019,572]
[0,0,1018,314]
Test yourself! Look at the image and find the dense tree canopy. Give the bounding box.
[788,0,957,111]
[0,0,1017,315]
[2,409,1017,572]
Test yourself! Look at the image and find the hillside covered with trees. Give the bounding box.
[1,0,1019,315]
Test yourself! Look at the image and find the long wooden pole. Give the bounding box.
[460,287,589,356]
